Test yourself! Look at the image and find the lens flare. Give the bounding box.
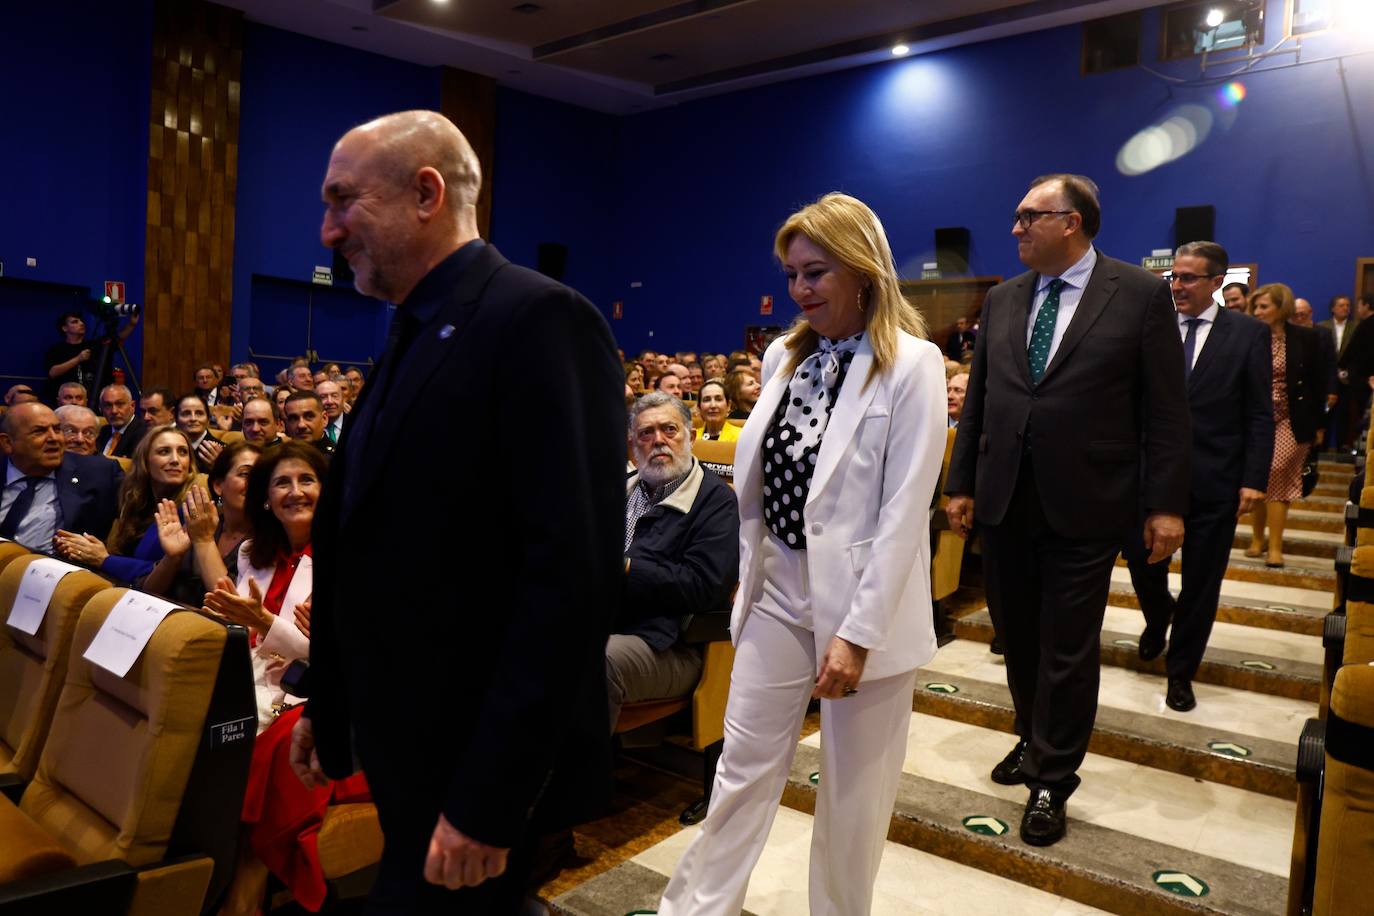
[1218,81,1247,106]
[1115,104,1215,176]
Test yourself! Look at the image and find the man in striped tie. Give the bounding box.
[945,173,1191,847]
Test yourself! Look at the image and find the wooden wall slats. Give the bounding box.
[439,68,496,240]
[142,0,241,391]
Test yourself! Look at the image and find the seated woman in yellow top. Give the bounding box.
[697,379,740,442]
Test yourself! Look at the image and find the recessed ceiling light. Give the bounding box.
[892,44,911,56]
[1204,8,1224,27]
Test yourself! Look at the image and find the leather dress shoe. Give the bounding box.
[1020,787,1066,846]
[989,636,1004,655]
[1166,678,1196,712]
[1137,624,1166,662]
[990,739,1028,785]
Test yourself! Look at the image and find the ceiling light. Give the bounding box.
[1204,9,1224,28]
[892,44,910,56]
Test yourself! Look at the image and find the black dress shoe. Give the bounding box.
[990,739,1028,785]
[1165,678,1196,712]
[1020,788,1066,846]
[1137,624,1166,662]
[989,636,1004,655]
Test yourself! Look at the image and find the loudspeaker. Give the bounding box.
[537,243,568,281]
[331,247,354,286]
[934,227,970,275]
[1175,206,1215,248]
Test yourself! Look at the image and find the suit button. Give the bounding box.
[812,523,823,535]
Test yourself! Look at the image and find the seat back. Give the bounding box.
[693,440,736,487]
[21,592,232,870]
[930,428,964,602]
[218,430,243,446]
[114,456,132,473]
[0,541,31,578]
[0,557,111,780]
[1355,486,1374,548]
[1343,598,1374,667]
[1313,664,1374,915]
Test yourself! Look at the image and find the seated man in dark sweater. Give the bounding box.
[610,392,740,729]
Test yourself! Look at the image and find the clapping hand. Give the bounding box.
[154,499,191,558]
[203,576,273,634]
[196,437,224,468]
[293,595,311,638]
[53,530,109,567]
[182,485,219,542]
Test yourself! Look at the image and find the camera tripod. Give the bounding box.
[90,319,142,399]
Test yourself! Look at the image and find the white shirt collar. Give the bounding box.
[6,463,57,485]
[1037,246,1097,293]
[1179,302,1220,325]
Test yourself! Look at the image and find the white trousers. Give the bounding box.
[658,604,916,916]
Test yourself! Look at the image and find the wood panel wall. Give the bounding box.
[439,68,496,239]
[143,0,242,391]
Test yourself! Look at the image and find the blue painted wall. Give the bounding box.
[0,0,152,386]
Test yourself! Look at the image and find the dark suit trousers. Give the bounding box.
[981,456,1119,799]
[1124,498,1238,682]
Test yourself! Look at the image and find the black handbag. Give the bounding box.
[1300,453,1319,498]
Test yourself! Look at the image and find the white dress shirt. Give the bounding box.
[1179,301,1220,371]
[0,464,60,552]
[1026,246,1098,365]
[1333,319,1348,353]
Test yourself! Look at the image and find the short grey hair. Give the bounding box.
[55,404,97,425]
[628,392,693,439]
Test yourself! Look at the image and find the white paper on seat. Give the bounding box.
[7,557,85,636]
[83,591,180,677]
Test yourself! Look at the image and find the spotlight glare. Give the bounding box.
[1205,8,1225,28]
[892,44,910,56]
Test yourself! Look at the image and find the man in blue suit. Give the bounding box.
[1124,241,1273,712]
[0,402,123,553]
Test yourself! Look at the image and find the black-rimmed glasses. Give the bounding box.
[1163,272,1223,284]
[1012,209,1075,230]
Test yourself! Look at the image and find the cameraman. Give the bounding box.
[45,309,139,403]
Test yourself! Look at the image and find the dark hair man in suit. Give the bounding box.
[282,390,334,458]
[95,384,146,459]
[1,402,122,552]
[1221,281,1250,312]
[945,173,1191,847]
[289,110,624,913]
[1320,295,1358,448]
[1123,242,1273,712]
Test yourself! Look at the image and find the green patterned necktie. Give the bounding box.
[1027,278,1066,384]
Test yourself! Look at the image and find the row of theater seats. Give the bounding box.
[622,429,966,827]
[1285,436,1374,916]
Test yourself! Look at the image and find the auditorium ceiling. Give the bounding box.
[215,0,1164,112]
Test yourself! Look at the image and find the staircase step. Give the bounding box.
[1294,495,1345,513]
[1120,550,1336,592]
[954,608,1319,701]
[1230,527,1342,560]
[1106,567,1329,637]
[919,638,1310,792]
[1312,484,1348,499]
[1282,508,1344,533]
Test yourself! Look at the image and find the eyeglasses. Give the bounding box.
[1163,272,1223,285]
[61,426,98,441]
[1012,209,1075,229]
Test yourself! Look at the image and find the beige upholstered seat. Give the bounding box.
[1313,664,1374,915]
[0,541,30,578]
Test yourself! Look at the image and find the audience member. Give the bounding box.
[55,405,100,456]
[54,424,194,582]
[289,365,315,391]
[1222,282,1250,311]
[0,402,122,552]
[56,382,88,406]
[176,393,224,472]
[625,363,646,396]
[1294,298,1314,327]
[5,385,39,406]
[44,309,138,402]
[231,363,259,386]
[686,364,704,397]
[283,390,335,457]
[241,397,285,446]
[274,385,292,413]
[945,316,977,362]
[1123,242,1272,713]
[343,366,365,401]
[656,371,684,398]
[697,379,740,442]
[1321,294,1358,447]
[312,369,330,387]
[95,383,147,458]
[1246,283,1330,567]
[945,173,1189,848]
[610,393,739,728]
[139,386,176,427]
[944,358,962,379]
[194,364,221,406]
[947,372,968,427]
[723,367,760,418]
[237,375,266,403]
[315,379,346,443]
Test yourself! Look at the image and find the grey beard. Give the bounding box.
[639,453,691,489]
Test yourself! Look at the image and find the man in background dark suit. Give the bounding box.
[1124,242,1272,712]
[1,402,122,552]
[94,384,147,459]
[945,173,1190,847]
[1321,295,1359,448]
[289,111,624,914]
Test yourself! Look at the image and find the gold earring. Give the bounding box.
[857,289,867,313]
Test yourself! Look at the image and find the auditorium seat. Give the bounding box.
[0,556,111,782]
[0,541,29,578]
[692,439,735,486]
[929,429,965,637]
[1311,663,1374,915]
[219,431,243,446]
[0,591,255,915]
[114,456,132,473]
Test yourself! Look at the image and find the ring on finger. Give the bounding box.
[842,685,859,697]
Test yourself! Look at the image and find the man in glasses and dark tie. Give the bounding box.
[945,173,1191,847]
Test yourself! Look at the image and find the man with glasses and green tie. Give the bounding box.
[945,173,1191,847]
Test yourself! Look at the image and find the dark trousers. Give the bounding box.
[980,458,1119,799]
[1123,498,1238,682]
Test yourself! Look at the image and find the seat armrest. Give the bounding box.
[0,773,24,805]
[0,860,135,914]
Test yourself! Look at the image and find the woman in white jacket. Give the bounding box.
[660,193,947,916]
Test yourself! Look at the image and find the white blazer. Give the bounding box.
[236,543,312,732]
[731,331,947,682]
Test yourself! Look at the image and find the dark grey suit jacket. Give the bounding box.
[945,250,1191,539]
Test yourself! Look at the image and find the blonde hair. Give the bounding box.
[107,425,195,554]
[1251,282,1296,321]
[773,193,927,387]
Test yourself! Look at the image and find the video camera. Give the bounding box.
[96,296,141,322]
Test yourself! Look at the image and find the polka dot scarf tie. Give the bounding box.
[1027,278,1066,384]
[782,333,862,461]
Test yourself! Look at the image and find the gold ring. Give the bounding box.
[843,686,859,697]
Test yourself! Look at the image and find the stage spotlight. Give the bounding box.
[1205,8,1225,28]
[892,44,910,56]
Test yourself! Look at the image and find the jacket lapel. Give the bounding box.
[1187,309,1230,394]
[55,454,84,533]
[1006,276,1034,388]
[807,338,880,504]
[733,358,791,504]
[1039,253,1117,385]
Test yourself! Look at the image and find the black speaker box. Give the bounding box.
[537,243,568,281]
[1175,206,1215,248]
[934,227,970,275]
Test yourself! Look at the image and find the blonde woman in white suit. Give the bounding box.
[659,193,947,916]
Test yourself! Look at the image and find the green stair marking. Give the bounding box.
[1207,740,1252,758]
[962,815,1009,836]
[1152,870,1209,897]
[925,682,959,694]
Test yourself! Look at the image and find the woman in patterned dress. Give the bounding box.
[1247,283,1331,566]
[658,194,947,916]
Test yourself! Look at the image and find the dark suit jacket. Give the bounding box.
[945,251,1191,538]
[95,415,147,459]
[1318,316,1358,363]
[0,452,123,545]
[307,243,625,850]
[1338,317,1374,389]
[1185,308,1273,503]
[1282,322,1332,445]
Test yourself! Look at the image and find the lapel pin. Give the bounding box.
[438,324,455,340]
[71,478,79,484]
